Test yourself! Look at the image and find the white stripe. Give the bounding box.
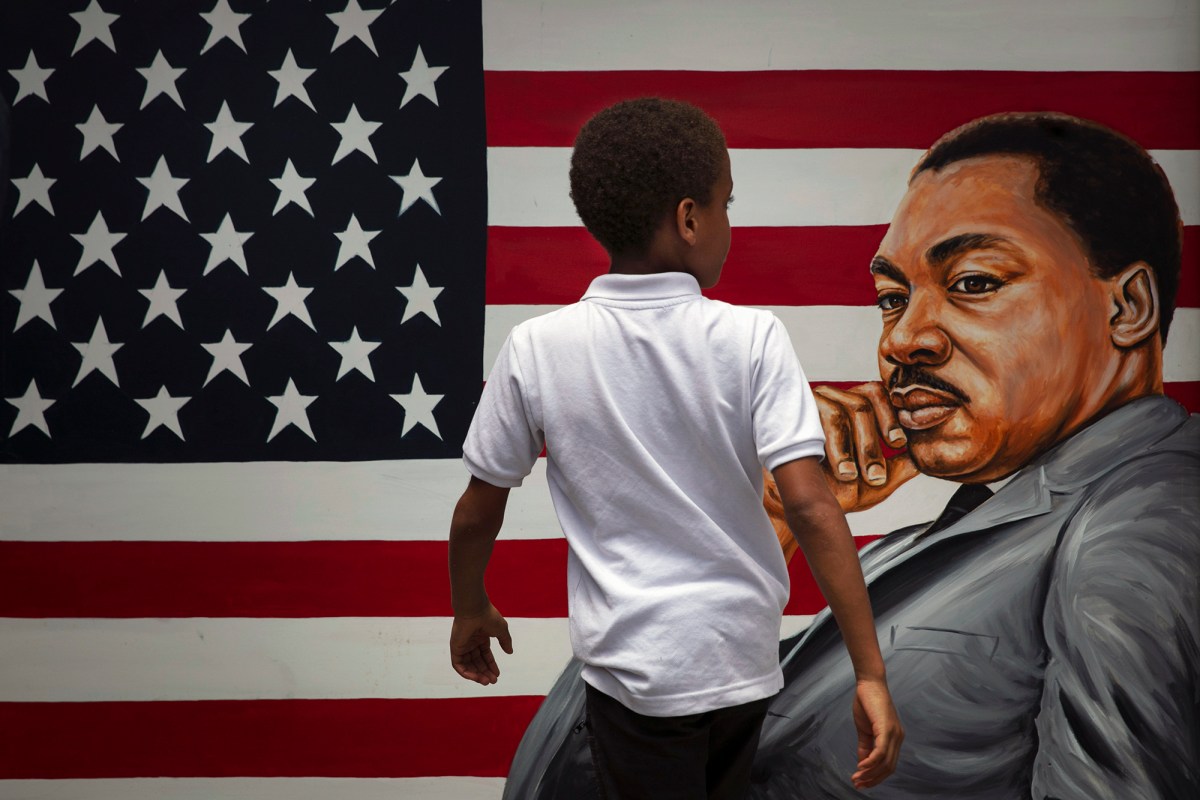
[0,615,815,702]
[0,778,505,800]
[488,148,917,227]
[484,305,1200,384]
[0,458,545,541]
[487,148,1200,228]
[1167,308,1200,382]
[14,373,1200,543]
[1152,150,1200,226]
[0,454,957,541]
[481,305,882,381]
[482,0,1200,71]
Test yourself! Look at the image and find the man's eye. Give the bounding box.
[950,274,1001,294]
[878,293,908,311]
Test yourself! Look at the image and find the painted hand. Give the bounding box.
[449,603,513,686]
[815,381,919,512]
[851,676,904,789]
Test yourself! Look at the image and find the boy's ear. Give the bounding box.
[675,197,698,245]
[1108,262,1160,348]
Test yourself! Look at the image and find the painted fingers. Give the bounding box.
[815,382,919,512]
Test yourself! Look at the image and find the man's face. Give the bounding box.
[872,155,1117,482]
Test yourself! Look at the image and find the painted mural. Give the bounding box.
[0,1,1196,798]
[504,113,1200,799]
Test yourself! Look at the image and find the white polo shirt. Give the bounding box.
[463,272,825,716]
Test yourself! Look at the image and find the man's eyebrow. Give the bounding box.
[926,233,1012,268]
[869,256,906,283]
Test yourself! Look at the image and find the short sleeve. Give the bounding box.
[750,315,826,471]
[462,331,545,488]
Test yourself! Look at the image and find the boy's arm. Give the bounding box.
[772,456,904,790]
[448,476,514,685]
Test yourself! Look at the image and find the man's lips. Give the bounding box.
[890,387,961,431]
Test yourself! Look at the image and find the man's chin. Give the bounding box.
[905,434,995,481]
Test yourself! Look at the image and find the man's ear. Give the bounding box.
[1109,262,1160,348]
[675,197,698,245]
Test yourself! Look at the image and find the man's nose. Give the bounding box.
[881,291,951,366]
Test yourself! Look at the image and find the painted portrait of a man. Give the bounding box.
[505,113,1199,800]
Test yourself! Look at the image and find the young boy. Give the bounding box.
[449,98,901,798]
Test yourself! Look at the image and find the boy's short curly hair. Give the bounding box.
[569,98,727,256]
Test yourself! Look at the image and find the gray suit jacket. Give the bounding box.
[504,397,1199,799]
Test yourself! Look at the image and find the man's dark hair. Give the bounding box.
[914,112,1183,340]
[569,97,727,256]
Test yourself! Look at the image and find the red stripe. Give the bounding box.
[488,226,1200,307]
[0,535,884,618]
[786,534,883,614]
[1165,381,1200,413]
[0,539,567,619]
[0,697,541,778]
[485,71,1200,149]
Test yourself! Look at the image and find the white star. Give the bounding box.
[269,49,316,111]
[392,374,444,439]
[330,326,381,381]
[71,212,125,277]
[201,214,253,275]
[334,214,380,269]
[263,272,316,330]
[271,159,316,216]
[202,330,253,386]
[327,0,384,56]
[138,271,186,329]
[137,51,185,110]
[398,263,443,325]
[137,156,189,221]
[5,380,54,438]
[267,378,318,442]
[135,387,190,440]
[71,318,123,388]
[10,261,62,331]
[330,104,381,164]
[200,0,250,55]
[76,105,122,161]
[392,158,441,215]
[8,52,53,105]
[12,164,55,217]
[398,46,448,108]
[70,0,119,56]
[205,101,253,163]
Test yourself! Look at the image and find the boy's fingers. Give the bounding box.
[497,624,514,654]
[854,728,900,787]
[482,648,500,679]
[472,648,494,681]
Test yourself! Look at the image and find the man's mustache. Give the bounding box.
[887,366,971,404]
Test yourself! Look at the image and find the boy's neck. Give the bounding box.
[608,246,688,279]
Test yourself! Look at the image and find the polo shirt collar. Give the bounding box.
[582,271,701,302]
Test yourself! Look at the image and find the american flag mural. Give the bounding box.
[0,0,1196,797]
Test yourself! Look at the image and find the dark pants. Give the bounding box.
[584,683,770,799]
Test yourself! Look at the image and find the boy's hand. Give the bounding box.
[450,603,513,686]
[851,677,904,789]
[815,382,919,513]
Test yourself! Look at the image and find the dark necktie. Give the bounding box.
[922,483,994,538]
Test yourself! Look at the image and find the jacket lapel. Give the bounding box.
[781,396,1189,666]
